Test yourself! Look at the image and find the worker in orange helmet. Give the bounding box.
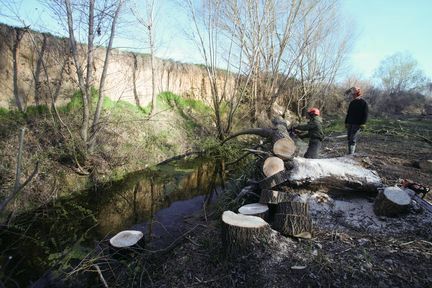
[344,87,369,155]
[293,108,324,159]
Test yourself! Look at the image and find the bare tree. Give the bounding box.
[280,0,353,117]
[54,0,125,152]
[89,0,125,152]
[131,0,157,115]
[185,0,227,140]
[375,52,429,94]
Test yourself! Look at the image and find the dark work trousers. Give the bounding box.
[304,138,322,159]
[347,124,361,153]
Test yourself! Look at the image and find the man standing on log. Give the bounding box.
[293,108,324,159]
[345,87,369,155]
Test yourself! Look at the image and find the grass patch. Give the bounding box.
[158,91,211,114]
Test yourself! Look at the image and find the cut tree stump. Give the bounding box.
[373,186,411,217]
[238,203,269,219]
[273,213,312,238]
[273,138,296,160]
[258,170,291,189]
[263,156,285,177]
[109,230,144,248]
[260,189,295,204]
[277,201,309,216]
[221,211,271,255]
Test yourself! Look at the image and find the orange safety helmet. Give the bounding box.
[307,107,320,116]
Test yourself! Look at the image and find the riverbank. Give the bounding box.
[0,92,242,215]
[61,117,431,288]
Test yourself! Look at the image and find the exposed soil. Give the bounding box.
[129,129,432,288]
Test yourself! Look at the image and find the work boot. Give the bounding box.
[348,144,356,155]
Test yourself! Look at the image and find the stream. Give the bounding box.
[0,157,227,287]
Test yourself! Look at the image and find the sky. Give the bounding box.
[1,0,431,80]
[341,0,432,79]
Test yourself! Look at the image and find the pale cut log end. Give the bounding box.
[273,138,296,160]
[109,230,144,248]
[263,156,285,177]
[238,203,269,220]
[221,211,271,255]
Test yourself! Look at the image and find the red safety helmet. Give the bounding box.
[307,107,320,116]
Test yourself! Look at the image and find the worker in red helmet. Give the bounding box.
[344,86,369,155]
[293,107,324,158]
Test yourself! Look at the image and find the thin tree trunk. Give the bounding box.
[148,2,157,115]
[65,0,90,143]
[12,28,26,112]
[89,0,124,152]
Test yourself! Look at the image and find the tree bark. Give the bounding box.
[258,169,291,190]
[273,213,312,238]
[259,189,295,204]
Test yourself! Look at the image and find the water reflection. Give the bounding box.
[0,157,225,286]
[94,158,224,239]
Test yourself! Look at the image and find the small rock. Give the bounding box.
[357,238,370,246]
[384,259,393,265]
[291,265,307,270]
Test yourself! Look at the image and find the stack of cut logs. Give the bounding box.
[222,122,314,254]
[220,118,421,255]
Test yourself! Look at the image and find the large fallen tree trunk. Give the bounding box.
[373,187,411,217]
[221,211,271,255]
[286,157,382,192]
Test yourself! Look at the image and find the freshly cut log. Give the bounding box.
[277,201,309,216]
[109,230,144,248]
[263,156,285,177]
[273,138,296,160]
[273,213,312,238]
[238,203,269,219]
[373,186,411,217]
[287,156,382,192]
[260,189,295,204]
[258,170,291,189]
[221,211,271,255]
